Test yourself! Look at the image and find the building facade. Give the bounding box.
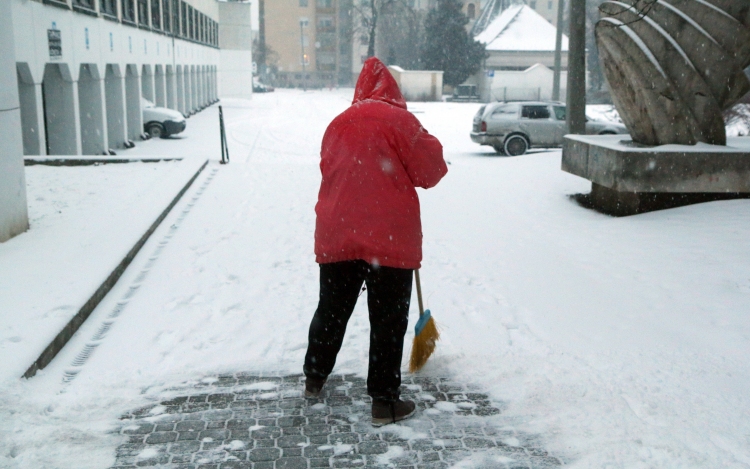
[11,0,224,157]
[263,0,353,88]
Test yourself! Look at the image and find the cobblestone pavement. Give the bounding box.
[111,374,562,469]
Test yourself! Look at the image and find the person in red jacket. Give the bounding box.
[303,57,448,426]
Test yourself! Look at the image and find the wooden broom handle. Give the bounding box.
[415,269,425,316]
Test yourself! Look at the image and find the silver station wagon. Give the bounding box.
[470,101,628,155]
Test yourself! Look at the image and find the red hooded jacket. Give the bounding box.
[314,57,447,269]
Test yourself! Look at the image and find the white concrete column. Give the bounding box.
[154,65,166,107]
[176,65,185,114]
[203,66,209,105]
[141,64,154,102]
[43,63,81,155]
[198,66,204,108]
[0,0,28,242]
[105,64,127,149]
[166,65,176,110]
[126,64,143,141]
[188,65,197,114]
[214,66,218,101]
[213,66,218,101]
[78,64,108,155]
[16,63,45,155]
[193,65,200,109]
[184,65,192,115]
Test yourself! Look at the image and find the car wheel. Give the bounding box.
[146,123,164,139]
[504,134,529,156]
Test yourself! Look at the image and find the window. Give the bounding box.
[73,0,95,10]
[467,3,475,19]
[317,0,333,8]
[100,0,117,16]
[162,0,170,31]
[317,16,334,31]
[521,105,551,119]
[553,106,566,120]
[198,13,203,42]
[151,0,162,29]
[181,1,187,36]
[171,0,179,34]
[300,0,308,5]
[548,0,553,8]
[122,0,136,21]
[529,0,536,8]
[138,0,148,25]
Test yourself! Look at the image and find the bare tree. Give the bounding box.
[353,0,417,59]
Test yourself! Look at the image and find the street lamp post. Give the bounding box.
[300,19,307,92]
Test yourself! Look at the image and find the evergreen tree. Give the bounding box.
[421,0,486,88]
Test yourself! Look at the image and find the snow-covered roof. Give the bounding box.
[475,4,569,52]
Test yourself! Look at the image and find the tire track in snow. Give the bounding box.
[60,166,221,388]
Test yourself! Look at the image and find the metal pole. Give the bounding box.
[552,0,565,102]
[566,0,586,134]
[300,20,307,92]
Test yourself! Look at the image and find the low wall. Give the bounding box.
[387,66,443,102]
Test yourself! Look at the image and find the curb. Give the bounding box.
[24,158,183,166]
[22,159,210,379]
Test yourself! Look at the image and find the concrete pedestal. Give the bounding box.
[563,134,750,216]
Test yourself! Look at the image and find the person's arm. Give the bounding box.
[399,122,448,189]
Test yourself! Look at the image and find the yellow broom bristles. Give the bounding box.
[408,316,440,373]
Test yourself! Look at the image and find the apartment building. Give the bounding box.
[263,0,353,88]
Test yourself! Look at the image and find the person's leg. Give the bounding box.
[304,260,367,383]
[364,265,413,402]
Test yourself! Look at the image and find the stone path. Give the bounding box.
[111,374,562,469]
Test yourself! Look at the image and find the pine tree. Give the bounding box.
[421,0,486,88]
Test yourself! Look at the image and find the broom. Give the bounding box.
[409,269,440,372]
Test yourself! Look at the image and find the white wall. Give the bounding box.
[485,64,567,102]
[220,50,254,99]
[219,1,253,100]
[388,66,443,102]
[0,0,29,242]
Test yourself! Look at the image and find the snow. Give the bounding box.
[475,5,569,52]
[568,133,750,153]
[2,89,750,467]
[0,156,206,382]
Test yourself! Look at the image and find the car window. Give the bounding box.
[475,105,486,118]
[491,104,518,118]
[521,105,551,119]
[553,106,566,121]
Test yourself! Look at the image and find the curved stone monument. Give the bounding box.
[596,0,750,146]
[561,0,750,216]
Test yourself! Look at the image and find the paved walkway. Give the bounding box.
[111,374,561,469]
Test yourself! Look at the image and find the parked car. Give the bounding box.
[142,98,186,139]
[470,101,628,155]
[253,80,275,93]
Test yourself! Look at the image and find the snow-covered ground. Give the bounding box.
[2,89,750,468]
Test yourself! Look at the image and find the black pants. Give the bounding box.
[304,260,413,401]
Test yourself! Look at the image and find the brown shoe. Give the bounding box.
[371,399,416,426]
[304,377,326,398]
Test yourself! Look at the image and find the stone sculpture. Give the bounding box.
[595,0,750,146]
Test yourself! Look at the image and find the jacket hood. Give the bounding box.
[352,57,407,109]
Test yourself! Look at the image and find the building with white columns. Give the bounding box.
[1,0,252,242]
[9,0,255,156]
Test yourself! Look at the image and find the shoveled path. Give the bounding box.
[111,374,562,469]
